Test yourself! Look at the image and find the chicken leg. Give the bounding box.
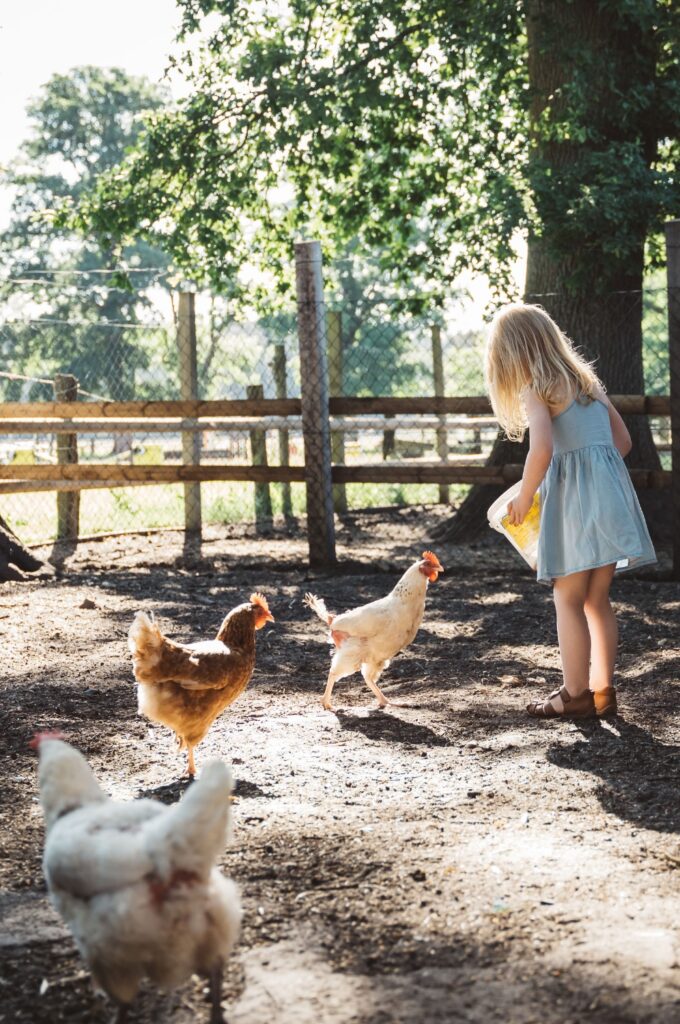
[115,1004,129,1024]
[361,663,408,708]
[322,669,341,711]
[361,664,390,707]
[209,961,224,1024]
[187,746,196,778]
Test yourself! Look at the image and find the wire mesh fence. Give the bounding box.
[0,266,671,545]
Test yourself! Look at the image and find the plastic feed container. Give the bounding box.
[487,482,540,570]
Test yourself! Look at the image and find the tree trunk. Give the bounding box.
[525,246,658,470]
[437,0,664,544]
[0,514,44,582]
[523,0,658,470]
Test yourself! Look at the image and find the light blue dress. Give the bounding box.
[537,397,656,584]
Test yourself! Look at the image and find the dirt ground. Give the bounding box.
[0,506,678,1024]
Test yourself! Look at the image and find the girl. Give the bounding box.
[485,304,656,720]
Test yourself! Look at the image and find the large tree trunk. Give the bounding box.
[525,248,658,469]
[437,0,663,544]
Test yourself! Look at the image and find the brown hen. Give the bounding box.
[128,593,274,777]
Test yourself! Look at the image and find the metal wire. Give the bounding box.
[0,279,670,545]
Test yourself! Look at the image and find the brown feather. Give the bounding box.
[130,603,261,760]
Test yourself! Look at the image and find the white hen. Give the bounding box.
[33,735,241,1024]
[305,550,444,710]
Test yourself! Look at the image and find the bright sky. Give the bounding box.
[0,2,525,299]
[0,0,182,224]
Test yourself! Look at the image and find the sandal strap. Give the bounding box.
[528,685,574,718]
[527,686,595,719]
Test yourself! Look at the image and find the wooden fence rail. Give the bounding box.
[0,394,671,420]
[1,228,677,572]
[0,395,674,565]
[0,458,671,490]
[0,415,500,434]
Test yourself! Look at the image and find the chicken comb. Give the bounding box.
[249,592,270,613]
[29,730,65,750]
[422,550,441,565]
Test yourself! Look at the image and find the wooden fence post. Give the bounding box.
[326,310,347,514]
[382,423,396,460]
[431,325,449,504]
[294,240,336,566]
[177,291,202,535]
[54,374,80,539]
[271,345,293,520]
[665,219,680,579]
[247,383,273,528]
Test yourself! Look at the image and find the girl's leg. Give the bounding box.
[527,569,596,718]
[553,569,592,698]
[583,563,617,692]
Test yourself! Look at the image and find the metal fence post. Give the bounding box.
[247,383,273,528]
[665,219,680,579]
[431,325,449,503]
[295,240,336,566]
[326,310,347,514]
[54,373,80,540]
[271,345,293,520]
[177,290,202,535]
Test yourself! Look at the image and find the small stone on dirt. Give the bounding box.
[498,674,524,687]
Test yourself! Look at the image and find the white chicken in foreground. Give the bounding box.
[33,734,241,1024]
[304,550,444,710]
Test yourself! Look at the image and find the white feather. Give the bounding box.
[37,740,241,1005]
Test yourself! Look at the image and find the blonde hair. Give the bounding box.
[485,304,601,441]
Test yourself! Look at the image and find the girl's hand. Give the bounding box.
[507,493,532,526]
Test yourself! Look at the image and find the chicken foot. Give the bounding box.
[209,960,225,1024]
[322,667,407,711]
[362,665,408,709]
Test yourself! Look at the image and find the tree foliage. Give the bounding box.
[1,67,170,400]
[77,1,679,301]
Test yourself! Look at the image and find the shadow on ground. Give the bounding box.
[335,708,450,747]
[547,717,680,833]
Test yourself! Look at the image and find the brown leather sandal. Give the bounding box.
[527,685,595,719]
[593,686,617,718]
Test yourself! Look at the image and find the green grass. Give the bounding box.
[1,481,469,545]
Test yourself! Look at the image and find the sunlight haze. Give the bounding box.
[0,0,182,224]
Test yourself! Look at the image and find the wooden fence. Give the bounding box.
[1,230,679,576]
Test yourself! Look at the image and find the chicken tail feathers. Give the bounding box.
[128,611,164,680]
[147,760,234,876]
[303,592,334,626]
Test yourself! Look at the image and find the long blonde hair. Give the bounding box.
[485,304,601,441]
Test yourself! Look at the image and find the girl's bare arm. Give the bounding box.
[507,391,553,525]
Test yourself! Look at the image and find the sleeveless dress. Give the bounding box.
[537,397,656,584]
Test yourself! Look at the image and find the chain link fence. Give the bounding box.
[0,268,671,545]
